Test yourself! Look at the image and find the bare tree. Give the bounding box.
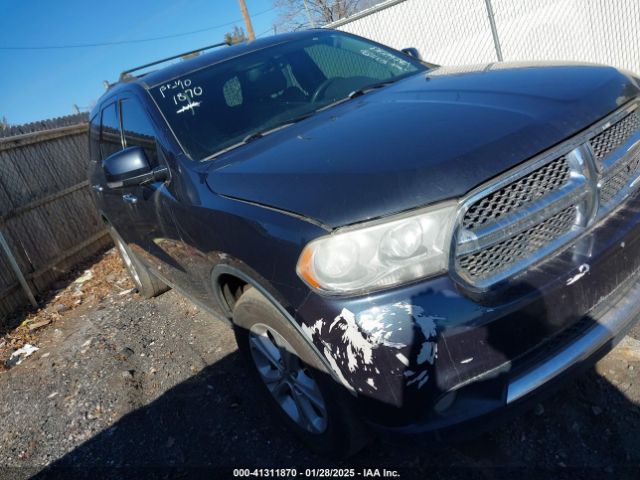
[274,0,380,31]
[224,25,248,45]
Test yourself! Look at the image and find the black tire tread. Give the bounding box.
[107,225,169,299]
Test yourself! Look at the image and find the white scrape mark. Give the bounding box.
[329,309,374,372]
[366,378,377,389]
[301,318,324,340]
[321,344,352,389]
[395,352,409,366]
[356,304,411,349]
[566,263,590,285]
[417,342,437,365]
[304,304,441,390]
[460,357,474,364]
[176,101,201,114]
[300,319,354,391]
[406,370,428,387]
[411,304,441,365]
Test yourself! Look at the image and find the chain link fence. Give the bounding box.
[328,0,640,75]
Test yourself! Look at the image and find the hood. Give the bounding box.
[206,62,640,228]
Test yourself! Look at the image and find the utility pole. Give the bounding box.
[484,0,503,61]
[238,0,256,41]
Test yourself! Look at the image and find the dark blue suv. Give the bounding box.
[89,29,640,456]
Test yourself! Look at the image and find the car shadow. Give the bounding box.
[33,320,640,480]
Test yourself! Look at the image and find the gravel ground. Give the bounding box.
[0,250,639,479]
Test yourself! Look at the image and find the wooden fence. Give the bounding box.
[0,114,111,322]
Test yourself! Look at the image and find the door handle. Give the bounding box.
[92,184,104,193]
[122,194,138,205]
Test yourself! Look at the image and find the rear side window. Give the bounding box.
[100,102,122,161]
[121,97,158,166]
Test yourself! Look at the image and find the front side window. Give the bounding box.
[121,97,158,166]
[100,102,122,161]
[149,32,425,160]
[89,114,100,163]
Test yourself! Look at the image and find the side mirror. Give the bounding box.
[103,146,168,189]
[401,47,422,61]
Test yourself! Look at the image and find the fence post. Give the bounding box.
[484,0,504,61]
[0,227,38,308]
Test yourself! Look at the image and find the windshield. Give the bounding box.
[149,32,425,160]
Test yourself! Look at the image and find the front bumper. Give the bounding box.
[295,187,640,433]
[372,261,640,440]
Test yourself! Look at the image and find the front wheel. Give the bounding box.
[233,287,368,457]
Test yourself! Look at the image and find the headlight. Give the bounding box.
[297,201,457,294]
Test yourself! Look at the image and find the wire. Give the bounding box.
[0,6,276,50]
[255,7,307,38]
[255,27,275,38]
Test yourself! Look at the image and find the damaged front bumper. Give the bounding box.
[295,189,640,437]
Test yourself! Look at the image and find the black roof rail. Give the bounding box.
[119,41,230,81]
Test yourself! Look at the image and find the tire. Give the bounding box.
[233,287,368,458]
[107,224,169,299]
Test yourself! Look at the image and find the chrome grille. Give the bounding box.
[452,101,640,290]
[600,147,640,204]
[458,207,577,279]
[462,157,570,229]
[590,110,640,162]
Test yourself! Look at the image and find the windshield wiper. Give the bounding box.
[312,80,395,114]
[205,112,316,161]
[245,112,316,142]
[347,80,395,99]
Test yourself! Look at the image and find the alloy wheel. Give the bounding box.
[248,323,328,434]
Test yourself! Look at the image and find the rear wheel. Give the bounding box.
[107,224,169,298]
[233,287,368,457]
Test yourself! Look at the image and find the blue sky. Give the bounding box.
[0,0,279,125]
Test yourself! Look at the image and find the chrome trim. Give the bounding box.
[451,145,588,290]
[455,187,588,256]
[507,270,640,403]
[457,219,583,290]
[451,99,640,291]
[570,143,600,224]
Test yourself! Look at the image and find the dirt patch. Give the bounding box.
[0,248,134,370]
